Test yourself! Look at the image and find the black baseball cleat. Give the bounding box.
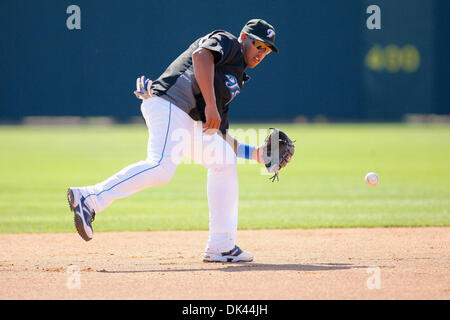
[67,188,95,241]
[203,245,253,262]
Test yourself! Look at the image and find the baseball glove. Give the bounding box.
[262,128,295,182]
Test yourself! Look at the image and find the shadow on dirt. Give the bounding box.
[98,262,368,273]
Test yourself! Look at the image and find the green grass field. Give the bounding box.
[1,123,449,233]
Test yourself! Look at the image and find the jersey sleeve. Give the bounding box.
[199,32,237,66]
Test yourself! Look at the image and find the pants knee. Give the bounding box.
[206,143,237,173]
[143,158,177,186]
[158,162,176,185]
[154,159,177,184]
[209,161,237,177]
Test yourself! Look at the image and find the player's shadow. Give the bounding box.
[97,262,367,274]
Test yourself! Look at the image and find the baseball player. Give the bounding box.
[67,19,279,262]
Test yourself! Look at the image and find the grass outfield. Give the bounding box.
[0,123,449,233]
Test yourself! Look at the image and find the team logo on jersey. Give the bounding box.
[267,29,275,39]
[225,74,240,103]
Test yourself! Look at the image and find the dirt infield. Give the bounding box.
[1,228,449,300]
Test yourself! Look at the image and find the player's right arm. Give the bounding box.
[192,48,221,135]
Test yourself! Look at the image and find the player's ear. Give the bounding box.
[240,33,247,41]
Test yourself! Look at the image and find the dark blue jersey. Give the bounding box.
[151,30,250,134]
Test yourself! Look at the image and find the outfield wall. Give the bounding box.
[1,1,449,122]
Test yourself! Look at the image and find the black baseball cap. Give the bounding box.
[241,19,279,53]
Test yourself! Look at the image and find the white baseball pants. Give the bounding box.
[80,96,239,252]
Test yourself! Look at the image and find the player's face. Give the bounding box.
[242,34,272,68]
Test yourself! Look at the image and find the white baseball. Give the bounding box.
[365,172,379,186]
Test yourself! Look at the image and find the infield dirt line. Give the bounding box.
[1,228,449,299]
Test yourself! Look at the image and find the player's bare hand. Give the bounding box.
[255,146,265,164]
[134,75,154,100]
[202,104,221,135]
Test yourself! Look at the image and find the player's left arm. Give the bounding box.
[220,133,264,164]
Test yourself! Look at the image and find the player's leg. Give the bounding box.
[68,97,187,240]
[185,128,253,262]
[79,97,180,212]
